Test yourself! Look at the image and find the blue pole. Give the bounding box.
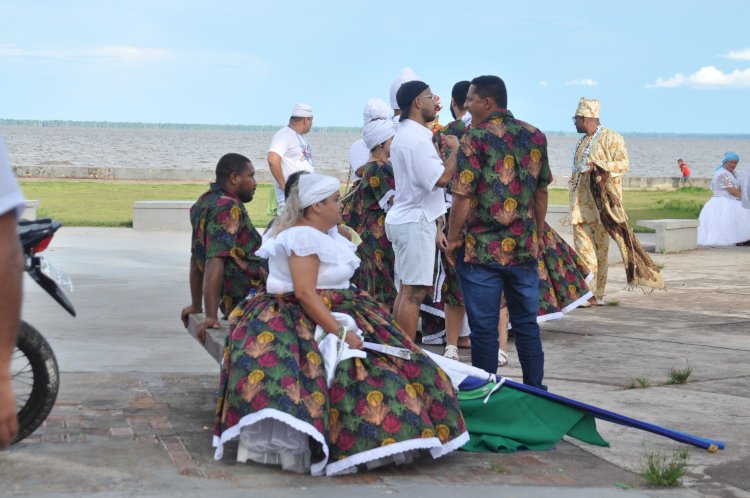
[499,377,725,452]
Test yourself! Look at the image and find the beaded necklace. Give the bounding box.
[290,126,315,167]
[570,125,602,191]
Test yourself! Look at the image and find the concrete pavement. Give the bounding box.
[2,227,748,497]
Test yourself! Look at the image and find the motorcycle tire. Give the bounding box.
[12,321,60,444]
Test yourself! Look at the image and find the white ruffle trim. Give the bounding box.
[560,289,594,315]
[257,225,360,269]
[213,407,330,476]
[325,431,469,476]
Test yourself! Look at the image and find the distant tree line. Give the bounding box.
[0,118,360,133]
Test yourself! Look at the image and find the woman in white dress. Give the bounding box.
[698,152,750,246]
[213,173,468,476]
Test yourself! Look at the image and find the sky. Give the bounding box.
[2,0,750,134]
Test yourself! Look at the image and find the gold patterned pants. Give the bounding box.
[573,222,610,300]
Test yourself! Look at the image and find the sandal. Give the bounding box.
[498,349,508,367]
[443,344,459,361]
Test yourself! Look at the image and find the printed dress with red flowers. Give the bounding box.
[535,222,593,320]
[213,226,468,476]
[343,160,397,305]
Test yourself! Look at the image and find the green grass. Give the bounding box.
[19,180,278,227]
[628,376,651,389]
[665,363,693,385]
[20,180,713,228]
[640,448,690,487]
[549,186,711,231]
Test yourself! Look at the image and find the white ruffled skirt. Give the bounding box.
[698,196,750,246]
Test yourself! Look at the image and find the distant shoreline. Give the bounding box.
[13,165,712,190]
[2,118,749,138]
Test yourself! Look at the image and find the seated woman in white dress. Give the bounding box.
[698,151,750,246]
[213,173,468,476]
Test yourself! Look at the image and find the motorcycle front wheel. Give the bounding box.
[12,321,60,443]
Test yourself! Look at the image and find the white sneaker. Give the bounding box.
[443,345,459,361]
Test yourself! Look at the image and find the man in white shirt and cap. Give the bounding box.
[0,135,24,447]
[385,80,459,341]
[267,103,315,209]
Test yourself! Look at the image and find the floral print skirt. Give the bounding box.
[213,288,468,476]
[536,224,593,321]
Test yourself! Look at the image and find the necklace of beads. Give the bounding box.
[571,124,602,172]
[291,126,315,167]
[570,125,602,191]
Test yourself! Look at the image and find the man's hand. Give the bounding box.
[344,330,363,350]
[180,305,202,328]
[445,239,464,267]
[439,135,459,160]
[535,236,545,259]
[0,380,18,448]
[196,318,221,343]
[436,230,448,251]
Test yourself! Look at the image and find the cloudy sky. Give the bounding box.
[2,0,749,133]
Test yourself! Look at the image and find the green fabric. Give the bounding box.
[266,189,278,216]
[458,383,609,453]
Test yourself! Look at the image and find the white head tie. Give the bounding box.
[363,98,393,125]
[298,174,339,208]
[389,67,420,110]
[362,119,395,150]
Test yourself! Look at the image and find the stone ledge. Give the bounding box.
[133,200,193,231]
[186,313,228,363]
[636,218,699,253]
[21,199,40,220]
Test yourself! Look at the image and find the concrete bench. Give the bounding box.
[186,313,229,363]
[636,219,698,253]
[21,200,40,220]
[132,200,193,231]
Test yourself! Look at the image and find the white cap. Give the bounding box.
[291,103,313,117]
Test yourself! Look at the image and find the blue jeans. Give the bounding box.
[456,250,545,388]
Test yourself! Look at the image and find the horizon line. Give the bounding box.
[2,118,749,138]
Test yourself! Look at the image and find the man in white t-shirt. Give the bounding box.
[267,103,315,209]
[384,81,458,341]
[0,135,25,447]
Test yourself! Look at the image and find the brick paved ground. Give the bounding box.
[5,372,647,495]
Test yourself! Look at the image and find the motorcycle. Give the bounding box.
[12,218,75,443]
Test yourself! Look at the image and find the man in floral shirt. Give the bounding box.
[446,75,551,388]
[181,153,266,338]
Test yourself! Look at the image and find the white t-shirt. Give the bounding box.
[268,126,315,203]
[256,226,360,294]
[0,136,25,218]
[385,119,446,224]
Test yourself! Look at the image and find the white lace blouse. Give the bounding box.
[257,226,361,294]
[711,167,741,199]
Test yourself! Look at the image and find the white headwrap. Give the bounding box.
[389,67,420,110]
[363,98,393,125]
[362,119,395,150]
[348,139,370,177]
[291,103,313,117]
[298,174,340,208]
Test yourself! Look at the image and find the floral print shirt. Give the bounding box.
[433,119,468,194]
[452,110,552,266]
[190,183,266,314]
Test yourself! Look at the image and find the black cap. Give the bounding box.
[396,80,429,111]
